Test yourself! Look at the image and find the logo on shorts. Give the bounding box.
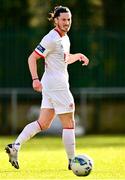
[69,103,74,109]
[36,44,45,53]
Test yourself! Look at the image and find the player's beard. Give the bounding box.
[58,24,70,33]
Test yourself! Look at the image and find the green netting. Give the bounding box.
[0,28,125,88]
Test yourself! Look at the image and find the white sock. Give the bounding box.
[14,121,41,151]
[62,128,75,160]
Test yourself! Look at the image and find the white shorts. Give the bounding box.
[41,89,75,114]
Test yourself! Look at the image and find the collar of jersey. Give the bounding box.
[54,28,63,37]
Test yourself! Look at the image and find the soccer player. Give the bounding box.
[5,6,89,169]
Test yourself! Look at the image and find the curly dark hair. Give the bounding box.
[48,6,71,22]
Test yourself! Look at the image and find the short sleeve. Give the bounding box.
[35,35,54,58]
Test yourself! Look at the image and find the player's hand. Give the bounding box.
[32,79,42,92]
[78,53,89,66]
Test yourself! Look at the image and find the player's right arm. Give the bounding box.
[28,34,53,92]
[28,51,43,92]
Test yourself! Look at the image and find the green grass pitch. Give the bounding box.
[0,135,125,180]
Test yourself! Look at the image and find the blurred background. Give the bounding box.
[0,0,125,135]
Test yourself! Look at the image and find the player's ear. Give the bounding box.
[54,18,58,25]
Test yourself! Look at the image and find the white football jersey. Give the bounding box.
[35,29,70,91]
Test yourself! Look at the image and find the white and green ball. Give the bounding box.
[71,154,93,176]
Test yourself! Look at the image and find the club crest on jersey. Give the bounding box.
[36,44,45,53]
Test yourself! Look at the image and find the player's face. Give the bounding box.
[55,12,72,34]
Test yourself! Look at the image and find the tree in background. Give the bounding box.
[102,0,125,32]
[1,0,125,32]
[0,0,125,87]
[0,0,30,28]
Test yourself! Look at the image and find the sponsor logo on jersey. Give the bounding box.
[36,44,45,53]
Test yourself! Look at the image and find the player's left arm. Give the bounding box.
[65,53,89,66]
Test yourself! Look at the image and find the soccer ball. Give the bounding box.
[71,154,93,176]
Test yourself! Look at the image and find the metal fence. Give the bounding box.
[1,27,125,135]
[0,88,125,135]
